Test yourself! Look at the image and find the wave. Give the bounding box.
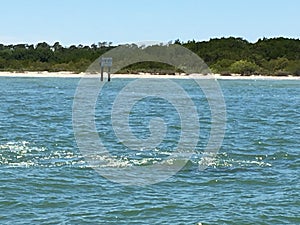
[0,141,85,168]
[1,141,290,170]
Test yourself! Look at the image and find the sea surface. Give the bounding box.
[0,77,299,224]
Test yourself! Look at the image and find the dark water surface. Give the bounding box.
[0,77,299,224]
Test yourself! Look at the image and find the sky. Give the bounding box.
[0,0,299,46]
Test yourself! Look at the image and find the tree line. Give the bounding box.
[0,37,299,76]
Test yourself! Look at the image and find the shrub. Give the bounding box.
[229,60,259,75]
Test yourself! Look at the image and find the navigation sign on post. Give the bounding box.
[101,57,113,67]
[100,57,113,82]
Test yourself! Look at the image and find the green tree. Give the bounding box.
[0,57,6,69]
[210,59,235,74]
[0,37,299,74]
[286,60,300,76]
[229,60,259,75]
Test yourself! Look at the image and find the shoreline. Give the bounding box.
[0,71,300,80]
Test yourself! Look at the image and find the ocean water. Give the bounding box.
[0,77,299,224]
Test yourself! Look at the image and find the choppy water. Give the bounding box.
[0,77,299,224]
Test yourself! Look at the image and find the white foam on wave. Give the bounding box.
[0,142,273,169]
[0,141,85,168]
[193,152,272,168]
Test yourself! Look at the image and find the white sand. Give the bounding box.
[0,71,84,78]
[0,71,299,80]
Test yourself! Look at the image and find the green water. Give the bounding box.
[0,77,299,224]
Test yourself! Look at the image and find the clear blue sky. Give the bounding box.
[0,0,299,46]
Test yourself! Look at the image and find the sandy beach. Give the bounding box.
[0,71,300,80]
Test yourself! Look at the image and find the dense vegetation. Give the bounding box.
[0,37,300,75]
